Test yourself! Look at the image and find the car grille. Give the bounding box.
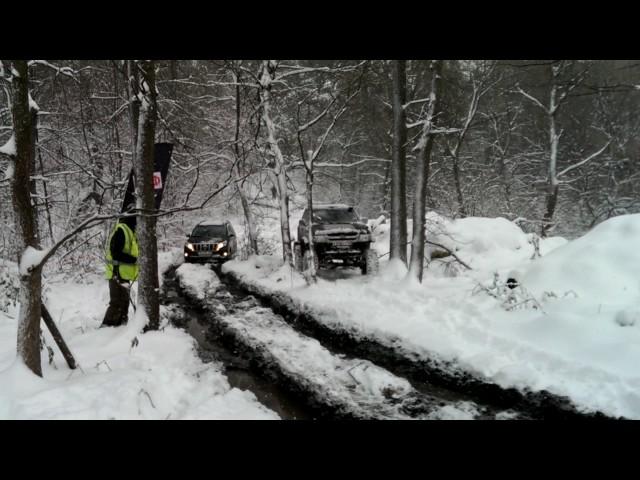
[194,243,221,252]
[327,231,358,240]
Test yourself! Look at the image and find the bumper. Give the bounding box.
[184,250,232,263]
[314,242,368,267]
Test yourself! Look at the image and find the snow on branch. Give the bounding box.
[515,86,549,113]
[277,61,367,81]
[313,157,391,168]
[0,134,16,182]
[27,60,77,80]
[0,133,16,157]
[403,97,431,110]
[557,139,612,178]
[425,240,472,270]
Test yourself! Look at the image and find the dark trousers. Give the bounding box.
[101,278,131,327]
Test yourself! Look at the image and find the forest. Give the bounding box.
[1,60,639,420]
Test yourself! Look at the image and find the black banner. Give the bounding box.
[121,143,174,214]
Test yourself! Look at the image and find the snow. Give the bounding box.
[5,206,640,419]
[223,213,640,419]
[19,246,50,275]
[175,266,443,419]
[520,213,640,304]
[428,401,481,420]
[0,134,16,157]
[175,263,221,300]
[0,256,277,420]
[28,93,39,112]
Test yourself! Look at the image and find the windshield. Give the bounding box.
[309,208,358,224]
[191,225,226,237]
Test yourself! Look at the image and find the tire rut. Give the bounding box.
[218,268,618,420]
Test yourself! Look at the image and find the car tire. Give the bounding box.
[362,248,379,276]
[294,243,303,272]
[304,247,319,273]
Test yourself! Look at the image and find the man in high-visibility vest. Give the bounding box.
[101,215,139,327]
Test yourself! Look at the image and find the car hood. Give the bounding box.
[313,223,368,233]
[187,236,225,243]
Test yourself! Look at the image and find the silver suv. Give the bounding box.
[294,204,378,275]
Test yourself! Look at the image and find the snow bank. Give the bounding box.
[223,213,640,418]
[426,213,567,274]
[520,213,640,305]
[0,268,277,420]
[370,212,566,275]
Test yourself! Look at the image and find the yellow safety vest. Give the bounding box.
[105,222,139,281]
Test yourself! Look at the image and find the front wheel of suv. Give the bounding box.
[361,248,379,276]
[302,246,319,273]
[293,243,303,272]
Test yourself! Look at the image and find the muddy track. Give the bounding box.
[219,269,617,420]
[164,266,435,419]
[162,268,316,420]
[165,264,516,419]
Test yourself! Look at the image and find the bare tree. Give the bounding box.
[295,75,362,282]
[408,60,443,282]
[517,61,611,236]
[258,60,294,266]
[444,61,497,217]
[133,60,160,330]
[390,60,408,265]
[228,61,259,256]
[1,60,43,375]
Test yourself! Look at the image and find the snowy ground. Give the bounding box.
[175,262,497,420]
[3,210,639,419]
[0,249,278,420]
[222,213,640,419]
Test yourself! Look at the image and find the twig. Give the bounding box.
[95,360,112,372]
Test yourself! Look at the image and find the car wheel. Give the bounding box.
[304,247,319,273]
[293,243,303,272]
[362,248,379,276]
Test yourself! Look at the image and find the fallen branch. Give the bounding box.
[425,240,472,270]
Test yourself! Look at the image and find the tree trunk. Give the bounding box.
[259,60,293,266]
[8,60,43,376]
[232,68,259,255]
[133,60,160,331]
[408,60,443,283]
[127,60,141,160]
[305,167,317,282]
[237,184,259,255]
[390,60,408,265]
[542,74,559,238]
[452,155,466,217]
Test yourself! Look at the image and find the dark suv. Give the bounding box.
[184,220,237,264]
[294,204,378,275]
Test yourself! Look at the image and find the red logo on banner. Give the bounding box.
[153,172,162,190]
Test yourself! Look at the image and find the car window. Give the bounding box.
[191,225,227,237]
[313,208,358,223]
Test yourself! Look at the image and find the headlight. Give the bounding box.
[216,241,227,250]
[186,243,195,252]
